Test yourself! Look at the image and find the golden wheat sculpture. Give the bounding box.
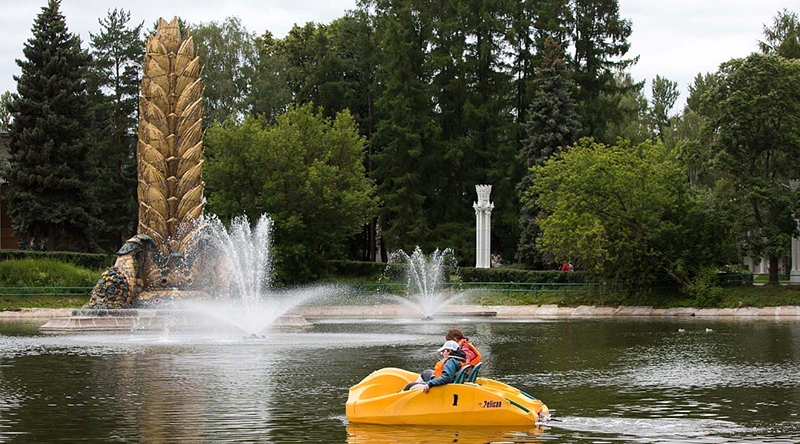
[138,17,204,255]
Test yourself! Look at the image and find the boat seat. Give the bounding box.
[465,362,482,383]
[454,365,472,384]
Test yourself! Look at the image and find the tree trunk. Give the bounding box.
[47,225,57,251]
[768,255,780,285]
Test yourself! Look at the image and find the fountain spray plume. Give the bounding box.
[389,247,462,319]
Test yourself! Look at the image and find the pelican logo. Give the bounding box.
[482,400,502,408]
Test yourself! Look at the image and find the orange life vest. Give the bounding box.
[459,339,482,366]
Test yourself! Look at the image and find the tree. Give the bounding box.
[248,31,292,122]
[204,104,377,283]
[649,75,678,138]
[372,0,440,254]
[88,8,143,248]
[569,0,637,141]
[0,91,11,131]
[517,36,581,266]
[707,54,800,284]
[601,73,651,144]
[760,9,800,59]
[530,138,735,287]
[5,0,99,251]
[190,17,257,124]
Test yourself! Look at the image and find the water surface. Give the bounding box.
[1,318,798,443]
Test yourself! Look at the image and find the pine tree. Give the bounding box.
[6,0,99,251]
[517,37,581,266]
[88,8,143,248]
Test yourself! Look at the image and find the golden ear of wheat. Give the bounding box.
[138,16,204,254]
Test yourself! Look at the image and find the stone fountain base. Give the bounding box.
[38,309,312,333]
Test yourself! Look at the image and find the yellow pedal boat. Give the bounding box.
[346,366,549,426]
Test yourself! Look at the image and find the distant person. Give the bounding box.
[403,340,467,392]
[561,261,569,272]
[446,327,481,366]
[568,261,574,272]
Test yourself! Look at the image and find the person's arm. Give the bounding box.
[426,360,459,387]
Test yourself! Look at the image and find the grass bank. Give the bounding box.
[465,284,800,308]
[0,259,100,311]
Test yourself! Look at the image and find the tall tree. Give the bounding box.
[760,9,800,59]
[517,36,581,266]
[204,105,377,283]
[191,17,257,124]
[372,0,439,254]
[0,91,11,131]
[649,74,679,138]
[5,0,99,250]
[248,31,292,122]
[531,138,735,287]
[569,0,637,142]
[708,54,800,284]
[88,8,143,248]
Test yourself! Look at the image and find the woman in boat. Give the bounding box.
[445,327,482,367]
[404,340,467,391]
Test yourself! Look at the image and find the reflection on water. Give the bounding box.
[346,423,545,444]
[0,319,799,443]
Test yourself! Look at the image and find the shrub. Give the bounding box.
[685,267,724,307]
[459,267,594,283]
[0,259,101,288]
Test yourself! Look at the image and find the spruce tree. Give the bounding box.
[88,8,143,248]
[517,37,581,266]
[0,91,11,131]
[6,0,98,251]
[372,0,439,253]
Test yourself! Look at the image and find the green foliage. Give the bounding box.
[707,54,800,283]
[190,17,258,124]
[649,75,679,137]
[531,138,736,287]
[204,104,378,283]
[0,91,11,131]
[683,267,723,308]
[88,8,143,249]
[0,250,114,269]
[517,36,581,267]
[322,260,391,281]
[760,9,800,59]
[372,0,439,254]
[459,267,592,283]
[0,259,100,288]
[601,73,651,144]
[570,0,637,142]
[5,0,100,251]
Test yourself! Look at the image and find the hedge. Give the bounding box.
[0,250,114,270]
[458,267,594,283]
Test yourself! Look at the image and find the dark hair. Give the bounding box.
[445,327,466,341]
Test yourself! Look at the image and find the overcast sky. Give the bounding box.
[0,0,792,110]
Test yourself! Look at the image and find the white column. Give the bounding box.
[792,227,800,284]
[484,206,493,267]
[474,185,493,268]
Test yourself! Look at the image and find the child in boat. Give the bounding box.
[446,327,481,366]
[404,340,467,391]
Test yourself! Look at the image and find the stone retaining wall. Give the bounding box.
[2,305,800,320]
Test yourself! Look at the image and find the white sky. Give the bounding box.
[0,0,793,111]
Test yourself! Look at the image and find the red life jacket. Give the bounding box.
[459,339,482,366]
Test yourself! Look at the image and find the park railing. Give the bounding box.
[350,273,754,296]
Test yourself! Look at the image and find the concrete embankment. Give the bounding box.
[2,305,800,320]
[294,304,800,319]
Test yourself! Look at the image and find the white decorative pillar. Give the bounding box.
[791,180,800,284]
[474,185,494,268]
